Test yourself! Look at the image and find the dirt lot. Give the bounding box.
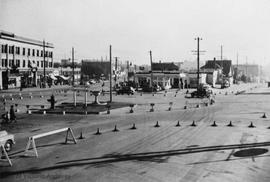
[1,83,270,182]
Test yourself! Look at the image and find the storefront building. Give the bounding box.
[0,31,54,89]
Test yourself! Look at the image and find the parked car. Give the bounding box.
[116,86,136,95]
[89,79,96,84]
[190,84,212,98]
[202,84,213,94]
[0,130,15,153]
[221,80,230,88]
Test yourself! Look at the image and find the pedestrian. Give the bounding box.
[10,105,16,122]
[50,94,56,109]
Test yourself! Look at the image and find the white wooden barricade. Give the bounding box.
[0,145,12,166]
[24,127,77,158]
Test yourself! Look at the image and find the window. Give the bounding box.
[23,48,25,55]
[28,60,31,68]
[41,50,43,57]
[1,44,7,53]
[45,51,48,57]
[37,50,39,57]
[32,49,35,56]
[37,61,39,67]
[23,60,26,67]
[4,59,7,67]
[16,59,20,67]
[15,47,20,55]
[9,46,14,54]
[41,61,43,67]
[48,51,53,58]
[8,59,12,67]
[1,59,5,67]
[28,48,30,56]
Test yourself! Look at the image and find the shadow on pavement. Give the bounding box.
[1,141,270,177]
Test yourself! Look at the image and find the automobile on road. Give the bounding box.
[0,130,15,153]
[116,86,136,95]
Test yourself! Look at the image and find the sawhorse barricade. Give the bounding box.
[0,144,12,166]
[24,127,77,158]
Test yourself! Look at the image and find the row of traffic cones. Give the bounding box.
[85,120,260,137]
[94,123,137,135]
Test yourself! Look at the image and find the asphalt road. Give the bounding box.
[1,83,269,182]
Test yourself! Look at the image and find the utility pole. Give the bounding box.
[114,57,118,83]
[246,56,248,77]
[236,52,239,81]
[109,45,112,103]
[149,50,153,93]
[72,47,74,86]
[43,40,46,88]
[195,37,202,91]
[127,60,130,82]
[221,45,223,87]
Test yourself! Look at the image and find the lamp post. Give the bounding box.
[149,50,153,93]
[195,37,202,91]
[109,45,112,103]
[43,40,46,88]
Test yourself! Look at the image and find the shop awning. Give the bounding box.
[49,74,57,80]
[59,75,70,80]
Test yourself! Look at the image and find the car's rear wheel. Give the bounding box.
[4,140,13,152]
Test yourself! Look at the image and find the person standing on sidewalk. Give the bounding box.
[10,105,16,122]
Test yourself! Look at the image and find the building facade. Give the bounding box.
[0,31,54,89]
[233,64,260,83]
[134,62,189,89]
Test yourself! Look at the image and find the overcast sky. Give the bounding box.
[1,0,270,65]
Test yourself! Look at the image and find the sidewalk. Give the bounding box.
[0,85,72,94]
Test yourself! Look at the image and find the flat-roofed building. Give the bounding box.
[0,30,54,89]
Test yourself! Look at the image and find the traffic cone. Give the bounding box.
[227,121,233,127]
[211,121,217,127]
[191,120,196,127]
[130,123,137,130]
[154,121,160,127]
[176,121,181,127]
[248,122,255,128]
[112,125,119,132]
[79,131,84,139]
[95,128,101,135]
[262,113,267,118]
